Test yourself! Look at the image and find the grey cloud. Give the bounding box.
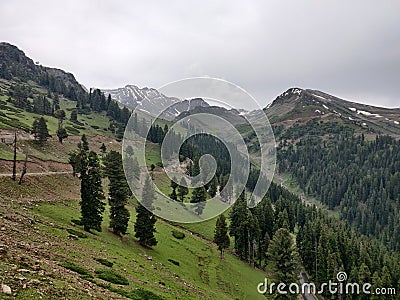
[1,0,399,109]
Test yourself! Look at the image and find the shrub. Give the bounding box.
[95,258,114,267]
[66,228,88,238]
[167,258,180,266]
[71,219,83,226]
[171,230,185,240]
[59,261,92,277]
[65,126,80,135]
[95,268,129,285]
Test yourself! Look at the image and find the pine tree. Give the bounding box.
[267,228,297,283]
[33,117,49,146]
[170,188,178,201]
[214,214,230,258]
[177,177,189,201]
[100,143,107,155]
[208,175,218,197]
[134,176,157,246]
[80,151,106,232]
[191,186,206,215]
[170,177,179,201]
[54,109,66,129]
[125,145,134,156]
[56,127,68,143]
[70,109,78,122]
[229,192,248,256]
[132,157,140,179]
[53,93,60,111]
[104,151,130,236]
[81,134,89,151]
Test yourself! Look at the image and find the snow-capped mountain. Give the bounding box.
[101,85,209,120]
[265,88,400,136]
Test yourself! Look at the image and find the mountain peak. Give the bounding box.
[101,85,209,120]
[265,88,400,136]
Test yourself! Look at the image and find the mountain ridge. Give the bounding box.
[265,87,400,136]
[101,85,209,120]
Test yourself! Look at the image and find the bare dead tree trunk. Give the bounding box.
[12,131,17,181]
[19,153,28,185]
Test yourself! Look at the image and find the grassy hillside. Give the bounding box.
[0,174,268,300]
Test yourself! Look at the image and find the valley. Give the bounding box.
[1,42,399,300]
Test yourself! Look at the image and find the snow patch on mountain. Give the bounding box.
[101,85,209,120]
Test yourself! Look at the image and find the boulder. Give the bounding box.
[1,284,11,295]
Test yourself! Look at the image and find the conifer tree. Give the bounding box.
[267,228,297,283]
[81,134,89,151]
[208,175,218,197]
[134,176,157,246]
[104,151,130,236]
[170,177,178,201]
[70,109,78,122]
[56,127,68,143]
[80,151,106,232]
[177,177,189,201]
[33,117,49,146]
[214,214,230,258]
[170,188,178,201]
[100,143,107,155]
[191,185,206,215]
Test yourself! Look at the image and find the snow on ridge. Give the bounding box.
[312,94,328,101]
[348,107,382,118]
[357,110,373,116]
[357,110,382,118]
[292,88,302,95]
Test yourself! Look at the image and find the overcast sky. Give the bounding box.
[1,1,399,109]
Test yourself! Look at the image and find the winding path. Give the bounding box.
[0,171,72,177]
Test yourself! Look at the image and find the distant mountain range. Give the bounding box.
[1,42,399,136]
[101,85,209,120]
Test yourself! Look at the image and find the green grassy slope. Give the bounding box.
[0,175,268,300]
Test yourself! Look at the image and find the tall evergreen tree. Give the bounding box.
[208,175,218,197]
[177,177,189,202]
[32,117,49,146]
[80,151,106,232]
[104,151,130,236]
[214,214,230,258]
[170,177,178,201]
[81,134,89,151]
[134,176,157,246]
[267,228,297,283]
[191,185,206,215]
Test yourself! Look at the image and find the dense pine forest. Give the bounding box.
[278,127,400,250]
